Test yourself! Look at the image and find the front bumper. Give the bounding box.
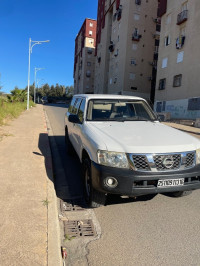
[91,162,200,196]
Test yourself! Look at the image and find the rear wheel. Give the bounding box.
[65,127,74,155]
[82,157,106,208]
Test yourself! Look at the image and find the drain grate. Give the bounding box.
[61,198,87,212]
[64,219,96,238]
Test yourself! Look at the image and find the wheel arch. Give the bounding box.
[81,148,92,163]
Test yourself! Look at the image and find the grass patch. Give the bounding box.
[0,100,35,126]
[42,198,50,207]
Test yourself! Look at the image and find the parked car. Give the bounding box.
[41,96,48,104]
[64,94,200,207]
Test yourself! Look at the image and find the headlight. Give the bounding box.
[196,149,200,164]
[97,150,129,168]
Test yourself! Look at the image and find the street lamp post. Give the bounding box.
[34,68,45,103]
[27,38,49,110]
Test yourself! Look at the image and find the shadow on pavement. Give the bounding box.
[48,135,85,202]
[36,133,54,183]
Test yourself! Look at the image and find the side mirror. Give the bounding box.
[68,114,81,124]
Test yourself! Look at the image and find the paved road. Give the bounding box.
[45,104,200,266]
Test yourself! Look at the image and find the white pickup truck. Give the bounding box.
[64,94,200,207]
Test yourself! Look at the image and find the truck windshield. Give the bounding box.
[86,99,157,122]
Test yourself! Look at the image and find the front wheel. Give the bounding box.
[82,157,106,208]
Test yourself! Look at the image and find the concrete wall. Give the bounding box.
[155,0,200,102]
[154,98,200,119]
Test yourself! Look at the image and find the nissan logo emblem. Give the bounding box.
[163,156,174,169]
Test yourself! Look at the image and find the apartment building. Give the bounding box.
[74,19,97,94]
[94,0,159,101]
[155,0,200,119]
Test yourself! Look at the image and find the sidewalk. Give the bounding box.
[0,105,61,266]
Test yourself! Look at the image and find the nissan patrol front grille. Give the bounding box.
[132,155,150,171]
[185,153,195,168]
[153,154,181,171]
[129,151,196,172]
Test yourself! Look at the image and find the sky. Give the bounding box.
[0,0,98,93]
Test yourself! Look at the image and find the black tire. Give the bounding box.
[82,157,106,208]
[65,127,74,155]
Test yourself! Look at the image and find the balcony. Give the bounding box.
[177,10,188,25]
[132,34,142,41]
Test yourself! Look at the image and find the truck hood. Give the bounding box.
[87,121,200,153]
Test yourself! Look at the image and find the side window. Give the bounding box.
[72,98,82,114]
[68,97,76,113]
[78,99,86,123]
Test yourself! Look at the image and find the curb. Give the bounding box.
[43,109,62,266]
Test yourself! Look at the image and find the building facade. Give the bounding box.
[94,0,159,101]
[155,0,200,119]
[74,19,97,94]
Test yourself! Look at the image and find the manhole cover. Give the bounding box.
[64,219,96,238]
[61,198,87,212]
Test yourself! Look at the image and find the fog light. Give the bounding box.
[105,177,118,188]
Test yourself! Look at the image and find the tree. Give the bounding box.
[66,85,74,97]
[7,87,27,102]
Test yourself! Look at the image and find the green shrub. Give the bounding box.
[0,101,35,125]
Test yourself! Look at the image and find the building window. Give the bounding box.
[158,78,166,90]
[89,30,93,36]
[162,57,168,68]
[132,44,138,50]
[135,0,141,5]
[87,62,91,66]
[182,1,188,12]
[130,59,136,65]
[131,87,137,90]
[88,48,93,54]
[90,23,93,27]
[86,71,91,77]
[165,35,170,46]
[166,13,171,25]
[129,73,135,80]
[188,98,200,111]
[177,51,184,63]
[173,74,182,87]
[134,14,140,20]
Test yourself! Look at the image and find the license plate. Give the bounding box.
[157,178,184,187]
